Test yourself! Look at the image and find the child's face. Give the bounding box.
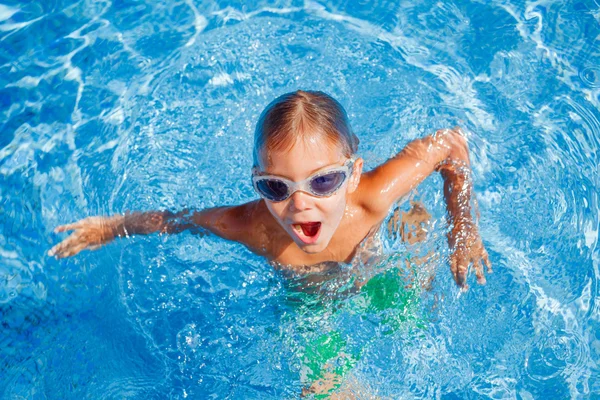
[257,136,362,254]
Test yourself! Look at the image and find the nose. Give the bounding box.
[288,190,312,212]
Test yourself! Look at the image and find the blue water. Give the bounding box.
[1,0,599,398]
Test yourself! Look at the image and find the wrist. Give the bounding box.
[110,215,127,238]
[447,216,475,247]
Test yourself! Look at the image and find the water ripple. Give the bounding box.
[1,0,599,397]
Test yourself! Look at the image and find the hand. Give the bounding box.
[48,215,124,259]
[448,218,492,288]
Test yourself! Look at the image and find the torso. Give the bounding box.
[271,222,384,271]
[244,195,387,275]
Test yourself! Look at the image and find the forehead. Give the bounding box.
[259,135,346,180]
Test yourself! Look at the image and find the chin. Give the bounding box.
[299,245,322,254]
[297,240,329,254]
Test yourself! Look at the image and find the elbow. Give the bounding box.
[433,127,471,173]
[442,127,470,163]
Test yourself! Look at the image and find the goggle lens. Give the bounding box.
[255,179,288,201]
[310,171,347,195]
[254,171,349,202]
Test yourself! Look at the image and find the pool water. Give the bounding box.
[1,0,599,398]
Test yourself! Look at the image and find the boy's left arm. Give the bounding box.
[435,130,492,288]
[359,127,491,287]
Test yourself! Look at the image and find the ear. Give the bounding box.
[347,157,363,193]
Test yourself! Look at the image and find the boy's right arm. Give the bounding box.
[48,202,259,259]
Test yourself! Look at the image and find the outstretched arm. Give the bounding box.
[359,127,491,287]
[48,203,257,259]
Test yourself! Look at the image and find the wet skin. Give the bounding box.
[49,128,491,287]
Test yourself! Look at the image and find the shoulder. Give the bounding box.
[350,168,400,221]
[193,200,259,235]
[193,200,281,256]
[351,131,462,218]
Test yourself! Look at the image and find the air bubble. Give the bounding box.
[177,323,202,356]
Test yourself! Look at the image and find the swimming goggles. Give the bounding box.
[252,157,356,202]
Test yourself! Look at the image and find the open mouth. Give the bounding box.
[291,222,322,244]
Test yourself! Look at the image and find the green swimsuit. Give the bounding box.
[279,230,425,398]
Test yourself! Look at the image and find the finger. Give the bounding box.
[456,263,468,287]
[450,253,467,287]
[449,254,458,282]
[56,241,89,259]
[474,259,486,285]
[49,232,83,258]
[482,249,492,272]
[55,221,84,233]
[48,239,70,258]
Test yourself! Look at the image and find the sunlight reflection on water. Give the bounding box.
[1,0,599,398]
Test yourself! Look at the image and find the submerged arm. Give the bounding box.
[435,130,492,287]
[49,204,256,259]
[360,127,491,287]
[116,208,231,236]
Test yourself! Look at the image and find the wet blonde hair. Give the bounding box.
[253,90,359,167]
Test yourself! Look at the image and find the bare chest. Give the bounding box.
[272,210,380,272]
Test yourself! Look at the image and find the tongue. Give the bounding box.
[300,222,321,237]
